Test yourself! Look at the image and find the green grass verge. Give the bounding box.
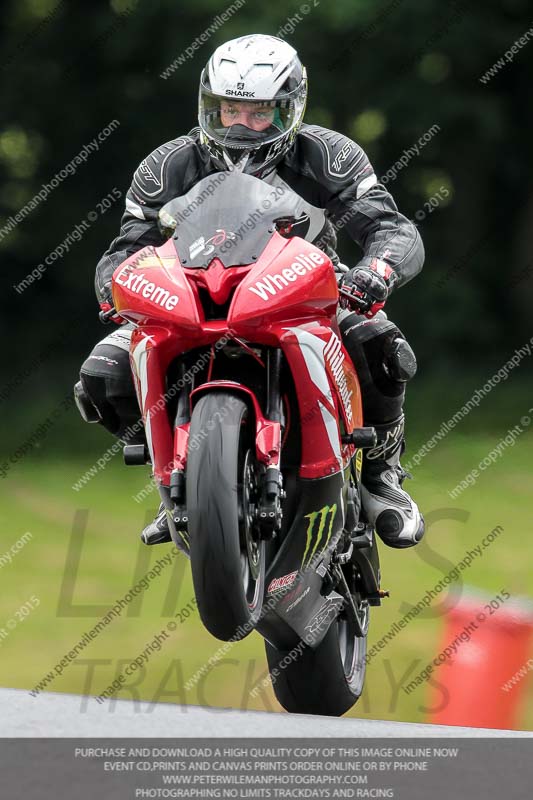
[0,426,532,727]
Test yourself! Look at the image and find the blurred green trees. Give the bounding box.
[1,0,532,416]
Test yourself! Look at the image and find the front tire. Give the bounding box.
[187,392,265,641]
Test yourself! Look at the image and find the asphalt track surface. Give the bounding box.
[1,688,532,736]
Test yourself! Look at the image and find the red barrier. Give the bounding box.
[427,590,533,729]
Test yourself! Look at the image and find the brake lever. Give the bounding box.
[99,306,118,324]
[338,286,369,314]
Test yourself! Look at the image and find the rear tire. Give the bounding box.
[187,392,265,641]
[265,601,368,716]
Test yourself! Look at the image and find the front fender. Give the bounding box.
[190,381,281,467]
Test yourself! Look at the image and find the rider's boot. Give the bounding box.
[141,503,172,545]
[361,415,425,548]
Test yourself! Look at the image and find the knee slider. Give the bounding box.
[384,336,417,382]
[74,380,101,424]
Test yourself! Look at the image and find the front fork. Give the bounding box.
[165,348,287,549]
[168,361,190,543]
[257,348,284,539]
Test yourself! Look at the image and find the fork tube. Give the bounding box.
[266,348,282,422]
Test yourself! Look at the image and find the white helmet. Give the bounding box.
[199,34,307,177]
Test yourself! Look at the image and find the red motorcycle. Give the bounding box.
[107,171,385,716]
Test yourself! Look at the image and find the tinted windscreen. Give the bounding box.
[159,171,296,268]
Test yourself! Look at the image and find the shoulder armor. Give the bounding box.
[298,125,377,195]
[132,136,195,200]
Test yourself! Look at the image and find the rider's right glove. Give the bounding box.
[99,281,125,324]
[99,301,126,325]
[339,258,396,318]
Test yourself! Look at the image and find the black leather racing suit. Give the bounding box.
[80,124,424,446]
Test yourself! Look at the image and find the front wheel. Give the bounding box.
[187,392,265,641]
[265,597,368,716]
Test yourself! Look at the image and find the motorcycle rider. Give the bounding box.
[76,34,425,549]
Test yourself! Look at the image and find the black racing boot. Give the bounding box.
[141,504,172,545]
[361,415,425,548]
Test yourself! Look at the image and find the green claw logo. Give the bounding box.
[301,503,337,568]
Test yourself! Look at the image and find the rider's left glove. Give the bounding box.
[339,258,397,318]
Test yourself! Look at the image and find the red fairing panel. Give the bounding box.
[278,323,363,480]
[129,326,178,484]
[228,234,339,339]
[116,232,363,484]
[112,240,202,332]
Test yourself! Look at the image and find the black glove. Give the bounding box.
[339,259,395,318]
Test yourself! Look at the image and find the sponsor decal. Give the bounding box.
[88,355,118,366]
[366,421,403,461]
[332,142,354,173]
[189,229,237,260]
[355,449,363,476]
[267,571,298,595]
[301,503,337,568]
[324,331,354,426]
[286,586,310,613]
[115,266,179,311]
[131,254,173,270]
[138,160,161,187]
[225,89,256,97]
[264,134,291,163]
[248,251,326,302]
[305,596,344,634]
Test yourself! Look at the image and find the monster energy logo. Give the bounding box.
[301,503,337,568]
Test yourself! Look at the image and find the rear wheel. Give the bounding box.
[187,392,265,641]
[265,584,368,716]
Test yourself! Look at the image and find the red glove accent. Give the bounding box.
[363,258,395,318]
[99,302,125,325]
[369,257,395,282]
[340,258,396,318]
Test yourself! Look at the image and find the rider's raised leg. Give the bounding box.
[75,326,171,544]
[76,326,143,441]
[338,310,425,548]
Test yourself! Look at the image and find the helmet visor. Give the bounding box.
[199,84,305,151]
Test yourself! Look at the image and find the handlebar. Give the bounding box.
[99,306,118,324]
[337,285,369,314]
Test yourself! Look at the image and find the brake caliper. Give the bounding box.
[257,466,284,539]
